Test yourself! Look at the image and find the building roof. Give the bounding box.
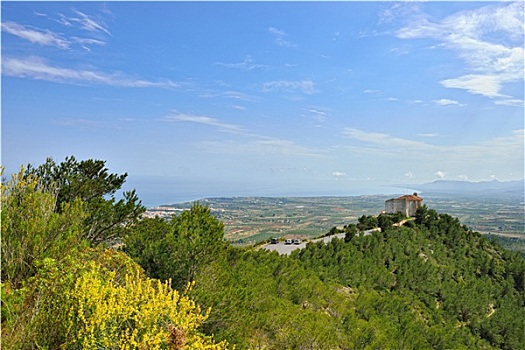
[395,194,422,201]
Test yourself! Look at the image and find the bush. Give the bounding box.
[2,249,229,350]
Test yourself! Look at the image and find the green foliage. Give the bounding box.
[190,248,353,349]
[357,214,378,231]
[378,213,394,232]
[25,156,145,244]
[2,249,228,350]
[178,208,524,349]
[124,202,227,290]
[1,249,140,349]
[1,161,228,350]
[344,223,358,242]
[1,167,87,287]
[292,211,525,349]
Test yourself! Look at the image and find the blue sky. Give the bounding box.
[2,1,524,204]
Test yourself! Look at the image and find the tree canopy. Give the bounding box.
[24,156,145,244]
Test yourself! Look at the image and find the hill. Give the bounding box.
[126,205,525,349]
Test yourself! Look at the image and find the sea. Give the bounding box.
[122,175,420,208]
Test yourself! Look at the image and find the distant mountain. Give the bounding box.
[411,179,524,197]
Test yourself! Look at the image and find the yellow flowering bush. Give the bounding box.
[65,260,229,349]
[2,249,229,350]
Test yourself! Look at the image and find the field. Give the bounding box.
[146,194,524,253]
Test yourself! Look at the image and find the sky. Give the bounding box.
[2,1,524,205]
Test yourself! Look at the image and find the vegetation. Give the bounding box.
[2,157,525,349]
[1,160,228,350]
[123,203,227,291]
[24,156,145,245]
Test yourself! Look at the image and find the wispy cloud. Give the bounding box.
[304,108,327,122]
[51,118,104,129]
[2,57,178,88]
[395,2,524,99]
[1,22,69,49]
[268,27,296,48]
[161,113,245,134]
[12,8,112,50]
[215,55,266,71]
[494,99,524,107]
[344,128,430,149]
[162,112,324,158]
[417,133,439,138]
[434,98,464,106]
[440,74,507,98]
[262,80,318,95]
[198,90,257,102]
[343,127,524,166]
[58,10,111,35]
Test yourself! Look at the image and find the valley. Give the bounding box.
[146,193,524,252]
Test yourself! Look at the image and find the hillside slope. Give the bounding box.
[130,206,525,349]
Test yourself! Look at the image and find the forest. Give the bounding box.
[2,157,525,349]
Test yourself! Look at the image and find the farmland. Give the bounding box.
[146,194,524,253]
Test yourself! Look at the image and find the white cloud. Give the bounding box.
[332,171,346,177]
[268,27,296,48]
[51,118,104,129]
[162,114,245,134]
[262,80,318,95]
[2,19,109,51]
[435,171,446,179]
[222,91,256,101]
[215,56,266,71]
[458,175,469,181]
[440,74,507,98]
[494,99,524,107]
[71,37,106,47]
[1,22,69,49]
[163,112,324,158]
[343,127,430,149]
[405,172,414,179]
[268,27,286,36]
[66,10,111,35]
[231,105,246,111]
[2,57,178,88]
[434,98,464,106]
[342,127,524,179]
[304,108,328,124]
[395,2,524,99]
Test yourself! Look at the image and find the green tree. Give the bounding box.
[125,202,227,290]
[1,167,86,287]
[344,224,358,243]
[25,156,145,244]
[378,214,394,232]
[357,215,378,231]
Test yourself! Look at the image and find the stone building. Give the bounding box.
[385,193,423,217]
